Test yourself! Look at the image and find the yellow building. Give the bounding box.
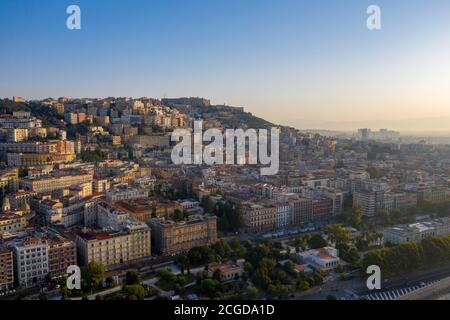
[20,172,93,193]
[242,203,276,233]
[75,222,151,266]
[150,215,217,255]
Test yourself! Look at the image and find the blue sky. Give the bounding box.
[1,0,450,130]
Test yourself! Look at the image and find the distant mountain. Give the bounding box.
[286,116,450,134]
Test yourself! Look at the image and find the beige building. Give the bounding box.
[7,128,29,142]
[0,142,57,154]
[7,152,76,167]
[75,222,151,266]
[150,215,217,255]
[0,213,29,237]
[20,171,93,193]
[0,199,31,238]
[242,203,276,233]
[112,136,122,146]
[208,260,244,282]
[0,168,20,194]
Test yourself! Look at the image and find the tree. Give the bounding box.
[175,254,190,275]
[349,207,364,229]
[157,269,177,283]
[212,239,232,261]
[106,277,116,288]
[298,280,310,291]
[246,287,259,299]
[199,279,221,298]
[123,285,146,300]
[38,293,48,300]
[253,258,275,289]
[375,210,391,225]
[46,272,53,283]
[188,246,212,266]
[366,167,379,179]
[173,209,184,222]
[216,201,244,233]
[267,284,289,296]
[212,268,222,281]
[201,196,215,213]
[308,234,328,249]
[125,270,140,285]
[390,209,402,224]
[82,261,106,292]
[325,224,351,246]
[336,243,360,268]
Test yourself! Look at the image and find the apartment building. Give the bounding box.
[0,213,29,237]
[0,114,41,129]
[75,221,151,266]
[0,142,57,154]
[241,203,276,233]
[312,197,333,221]
[106,186,147,201]
[7,190,37,211]
[93,179,111,193]
[290,197,313,225]
[7,152,76,167]
[419,186,450,204]
[0,247,14,291]
[274,202,291,229]
[153,202,184,219]
[7,128,29,142]
[47,233,77,278]
[114,198,152,222]
[353,190,377,216]
[12,237,49,287]
[0,198,31,238]
[150,215,217,255]
[20,171,93,193]
[0,168,19,194]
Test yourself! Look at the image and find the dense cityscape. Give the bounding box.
[0,96,449,301]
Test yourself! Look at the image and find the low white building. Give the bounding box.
[383,217,450,244]
[297,247,340,271]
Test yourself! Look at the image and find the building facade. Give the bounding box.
[150,215,217,255]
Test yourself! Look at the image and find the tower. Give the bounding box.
[2,197,11,212]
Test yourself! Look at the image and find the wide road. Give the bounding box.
[295,263,450,300]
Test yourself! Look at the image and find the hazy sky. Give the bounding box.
[1,0,450,131]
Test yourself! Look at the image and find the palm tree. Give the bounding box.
[175,254,190,275]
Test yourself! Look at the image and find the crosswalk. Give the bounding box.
[362,279,441,300]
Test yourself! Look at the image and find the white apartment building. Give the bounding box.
[12,237,49,286]
[275,202,291,229]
